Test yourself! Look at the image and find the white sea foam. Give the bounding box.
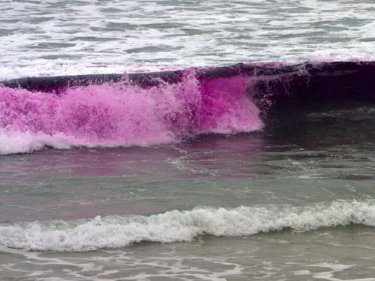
[0,0,374,79]
[0,129,80,154]
[0,128,178,155]
[1,200,374,252]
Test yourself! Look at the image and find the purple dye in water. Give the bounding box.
[0,71,261,152]
[198,75,260,133]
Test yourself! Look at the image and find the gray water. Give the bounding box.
[1,115,375,224]
[1,0,375,280]
[1,110,375,280]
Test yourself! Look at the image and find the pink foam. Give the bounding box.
[199,75,261,133]
[0,71,262,152]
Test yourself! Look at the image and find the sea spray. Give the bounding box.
[198,75,261,133]
[0,200,374,252]
[0,71,261,154]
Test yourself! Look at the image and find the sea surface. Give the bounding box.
[1,1,375,281]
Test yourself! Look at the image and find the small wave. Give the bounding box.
[1,200,374,252]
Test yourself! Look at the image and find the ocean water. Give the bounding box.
[1,0,375,281]
[1,0,374,78]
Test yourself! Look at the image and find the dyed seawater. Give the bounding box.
[1,0,375,281]
[0,74,261,154]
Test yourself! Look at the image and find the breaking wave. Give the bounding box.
[0,71,261,154]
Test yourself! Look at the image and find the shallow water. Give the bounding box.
[1,110,375,280]
[1,111,375,224]
[2,227,375,281]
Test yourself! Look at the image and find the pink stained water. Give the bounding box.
[0,71,262,153]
